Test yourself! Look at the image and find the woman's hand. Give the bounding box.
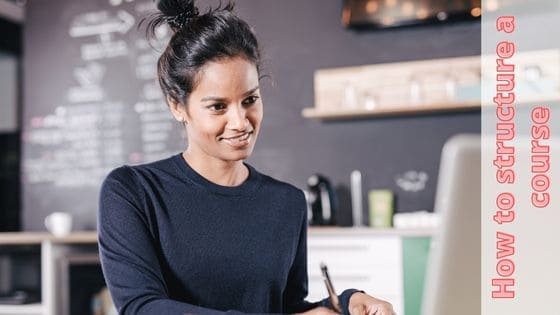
[348,292,395,315]
[295,306,340,315]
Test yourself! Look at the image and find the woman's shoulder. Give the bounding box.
[249,165,305,199]
[102,154,180,190]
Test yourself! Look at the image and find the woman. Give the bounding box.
[98,1,395,314]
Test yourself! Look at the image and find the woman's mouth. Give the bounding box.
[220,131,253,148]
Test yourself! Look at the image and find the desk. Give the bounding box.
[0,228,433,315]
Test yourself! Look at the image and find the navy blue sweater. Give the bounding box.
[98,154,359,315]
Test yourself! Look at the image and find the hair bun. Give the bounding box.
[156,0,199,31]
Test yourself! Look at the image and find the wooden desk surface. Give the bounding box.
[0,231,98,245]
[0,227,433,245]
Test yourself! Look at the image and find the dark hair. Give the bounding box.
[143,0,262,107]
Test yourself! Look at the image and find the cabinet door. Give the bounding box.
[402,237,431,315]
[306,234,403,315]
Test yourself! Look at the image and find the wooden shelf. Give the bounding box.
[481,95,560,107]
[0,303,43,314]
[302,100,480,120]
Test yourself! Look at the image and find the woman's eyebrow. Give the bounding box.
[243,86,260,96]
[200,95,227,102]
[200,86,259,102]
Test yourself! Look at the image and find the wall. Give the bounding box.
[22,0,480,230]
[235,0,481,220]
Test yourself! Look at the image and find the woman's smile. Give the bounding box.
[220,130,254,148]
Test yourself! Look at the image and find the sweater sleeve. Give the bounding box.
[282,191,362,315]
[98,167,250,315]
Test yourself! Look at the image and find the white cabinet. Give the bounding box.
[307,228,434,315]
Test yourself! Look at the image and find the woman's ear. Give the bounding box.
[167,95,188,123]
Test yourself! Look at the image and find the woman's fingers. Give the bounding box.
[349,292,396,315]
[322,306,341,315]
[366,301,395,315]
[350,304,367,315]
[296,306,340,315]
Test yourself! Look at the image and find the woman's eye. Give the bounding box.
[242,95,260,106]
[208,103,227,112]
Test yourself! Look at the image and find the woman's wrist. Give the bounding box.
[348,291,367,310]
[339,289,365,315]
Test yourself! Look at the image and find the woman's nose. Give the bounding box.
[227,105,249,130]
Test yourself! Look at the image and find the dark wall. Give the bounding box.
[0,17,21,54]
[235,0,481,219]
[0,132,20,231]
[22,0,480,230]
[0,16,21,232]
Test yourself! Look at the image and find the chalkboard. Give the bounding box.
[22,0,184,230]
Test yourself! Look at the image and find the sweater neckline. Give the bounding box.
[173,153,261,196]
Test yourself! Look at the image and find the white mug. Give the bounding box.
[44,212,73,237]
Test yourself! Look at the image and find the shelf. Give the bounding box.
[0,303,43,314]
[302,100,480,120]
[481,95,560,107]
[308,227,435,237]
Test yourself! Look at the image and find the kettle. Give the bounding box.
[306,174,338,226]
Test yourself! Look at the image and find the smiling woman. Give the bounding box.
[169,57,263,185]
[97,1,395,315]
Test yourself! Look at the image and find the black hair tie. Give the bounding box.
[167,7,199,30]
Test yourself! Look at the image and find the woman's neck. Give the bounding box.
[182,149,249,187]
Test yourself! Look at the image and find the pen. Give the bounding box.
[320,262,342,313]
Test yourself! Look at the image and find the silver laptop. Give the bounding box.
[421,134,481,315]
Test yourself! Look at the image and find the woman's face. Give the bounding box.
[171,56,263,163]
